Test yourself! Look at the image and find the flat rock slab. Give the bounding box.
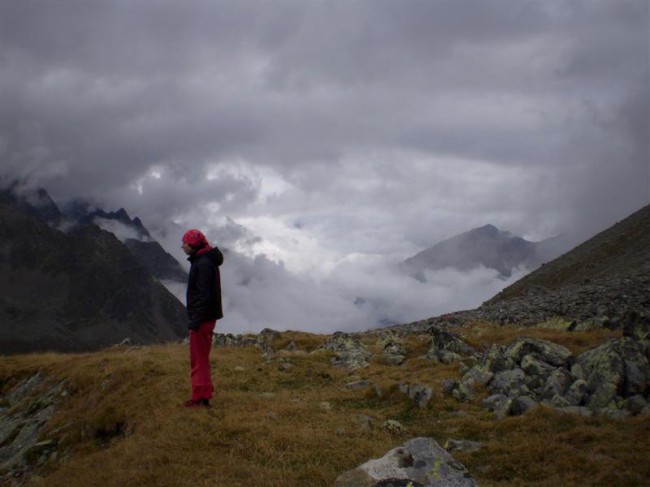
[332,437,477,487]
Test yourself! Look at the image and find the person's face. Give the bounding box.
[182,242,195,255]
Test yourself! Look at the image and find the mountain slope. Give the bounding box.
[486,204,650,304]
[0,201,187,354]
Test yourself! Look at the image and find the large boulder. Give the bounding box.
[577,337,649,410]
[332,437,477,487]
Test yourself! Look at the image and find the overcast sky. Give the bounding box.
[1,1,648,333]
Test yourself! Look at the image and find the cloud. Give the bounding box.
[1,1,647,333]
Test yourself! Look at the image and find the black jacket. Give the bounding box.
[186,247,224,330]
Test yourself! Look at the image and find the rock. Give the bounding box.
[520,354,555,378]
[0,374,66,478]
[320,402,333,411]
[332,437,477,487]
[382,338,408,366]
[316,332,372,372]
[482,394,508,412]
[578,339,626,410]
[259,328,282,341]
[426,328,477,364]
[407,384,433,409]
[482,345,515,373]
[541,369,573,400]
[277,362,294,372]
[383,354,407,367]
[451,379,476,403]
[382,420,406,436]
[346,380,372,391]
[505,338,573,367]
[623,395,647,415]
[488,369,529,397]
[440,379,457,396]
[444,439,481,453]
[510,395,538,416]
[622,311,650,343]
[461,366,494,387]
[564,379,589,406]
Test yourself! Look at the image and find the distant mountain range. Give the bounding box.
[0,185,189,354]
[402,224,568,280]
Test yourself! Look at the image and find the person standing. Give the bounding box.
[181,229,224,408]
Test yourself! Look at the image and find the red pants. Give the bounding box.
[189,320,216,401]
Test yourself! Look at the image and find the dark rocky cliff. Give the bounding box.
[0,201,187,354]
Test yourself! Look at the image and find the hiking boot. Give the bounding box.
[183,398,210,409]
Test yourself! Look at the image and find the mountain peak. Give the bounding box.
[471,224,499,238]
[402,224,564,279]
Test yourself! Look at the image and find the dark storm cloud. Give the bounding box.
[1,1,648,332]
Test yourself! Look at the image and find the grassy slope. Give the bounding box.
[1,326,649,487]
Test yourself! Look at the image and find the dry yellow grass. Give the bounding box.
[1,325,647,486]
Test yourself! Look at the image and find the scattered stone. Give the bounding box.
[332,437,477,487]
[407,384,433,409]
[440,379,457,396]
[510,395,538,416]
[425,328,478,364]
[444,439,481,453]
[345,380,372,391]
[382,420,406,436]
[277,362,294,372]
[381,337,408,366]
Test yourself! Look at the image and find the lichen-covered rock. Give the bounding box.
[520,354,555,378]
[540,368,573,400]
[425,328,477,364]
[577,338,649,410]
[0,374,67,481]
[564,379,589,406]
[452,378,477,402]
[505,338,573,367]
[444,439,481,453]
[332,437,477,487]
[382,420,406,436]
[315,332,371,372]
[382,339,408,366]
[488,369,529,398]
[482,345,515,373]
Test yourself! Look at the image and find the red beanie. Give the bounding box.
[182,229,209,249]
